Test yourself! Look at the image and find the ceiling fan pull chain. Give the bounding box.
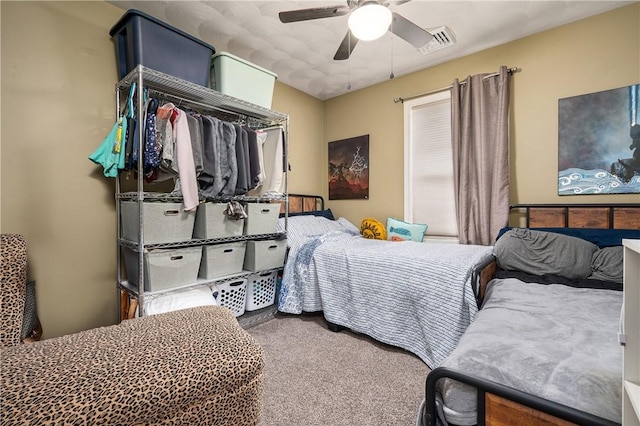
[390,24,395,79]
[348,33,352,90]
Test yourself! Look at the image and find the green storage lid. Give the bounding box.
[212,51,277,79]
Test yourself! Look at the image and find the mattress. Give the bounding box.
[279,227,494,368]
[436,277,622,425]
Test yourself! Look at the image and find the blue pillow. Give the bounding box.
[281,209,335,221]
[386,218,428,242]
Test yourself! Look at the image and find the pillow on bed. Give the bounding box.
[336,217,360,234]
[386,218,428,242]
[589,246,624,283]
[493,228,598,279]
[360,218,387,240]
[281,209,335,220]
[497,226,640,248]
[277,215,359,247]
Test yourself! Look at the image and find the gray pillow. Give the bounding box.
[589,246,624,283]
[493,228,598,279]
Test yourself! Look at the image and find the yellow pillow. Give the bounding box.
[360,218,387,240]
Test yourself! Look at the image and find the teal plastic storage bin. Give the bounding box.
[110,9,215,86]
[210,52,277,108]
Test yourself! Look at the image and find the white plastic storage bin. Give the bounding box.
[193,202,244,239]
[121,201,195,244]
[199,242,247,280]
[243,203,280,236]
[210,52,277,109]
[243,240,286,272]
[246,271,277,311]
[213,279,247,317]
[124,246,202,292]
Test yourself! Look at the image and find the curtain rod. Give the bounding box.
[393,67,519,104]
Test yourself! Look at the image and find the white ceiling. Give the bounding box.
[109,0,634,100]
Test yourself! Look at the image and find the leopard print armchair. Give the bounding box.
[0,234,265,425]
[1,234,28,348]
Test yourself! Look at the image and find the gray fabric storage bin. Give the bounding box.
[199,242,247,279]
[124,246,202,292]
[243,240,286,272]
[193,203,244,239]
[121,201,195,244]
[243,203,280,235]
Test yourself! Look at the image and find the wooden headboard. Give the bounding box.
[279,194,325,215]
[509,204,640,229]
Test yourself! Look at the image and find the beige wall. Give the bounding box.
[2,1,124,339]
[0,1,324,338]
[324,3,640,227]
[1,2,638,338]
[272,82,325,197]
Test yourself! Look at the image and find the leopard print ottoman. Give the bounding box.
[0,306,264,425]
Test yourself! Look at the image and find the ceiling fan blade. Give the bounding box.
[279,5,351,23]
[333,30,359,60]
[390,12,434,49]
[388,0,412,5]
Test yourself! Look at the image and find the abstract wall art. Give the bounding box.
[558,84,640,195]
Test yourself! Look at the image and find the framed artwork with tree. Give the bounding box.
[328,135,369,200]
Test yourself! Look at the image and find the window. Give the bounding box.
[403,91,458,240]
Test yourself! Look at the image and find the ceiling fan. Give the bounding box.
[278,0,435,60]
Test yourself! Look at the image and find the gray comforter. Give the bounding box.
[436,278,622,425]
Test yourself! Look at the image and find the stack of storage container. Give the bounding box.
[110,10,278,106]
[121,201,200,293]
[111,9,283,318]
[121,200,285,317]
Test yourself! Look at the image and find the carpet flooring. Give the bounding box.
[248,312,431,426]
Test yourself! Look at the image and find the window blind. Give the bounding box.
[404,92,458,238]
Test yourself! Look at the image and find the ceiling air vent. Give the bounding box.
[419,26,456,54]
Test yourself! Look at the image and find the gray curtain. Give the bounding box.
[451,66,511,246]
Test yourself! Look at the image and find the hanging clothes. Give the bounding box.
[243,125,261,190]
[130,92,153,171]
[89,83,136,178]
[234,124,250,195]
[124,110,136,171]
[254,131,267,187]
[187,113,203,177]
[199,115,216,194]
[156,103,177,174]
[218,118,238,197]
[250,126,284,196]
[88,115,128,178]
[199,116,238,198]
[171,108,199,211]
[123,84,137,171]
[139,98,163,182]
[143,98,161,181]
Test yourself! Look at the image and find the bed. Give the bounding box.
[277,195,495,368]
[418,203,640,426]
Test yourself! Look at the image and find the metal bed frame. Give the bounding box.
[422,203,640,426]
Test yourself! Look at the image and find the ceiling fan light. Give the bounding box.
[348,3,392,41]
